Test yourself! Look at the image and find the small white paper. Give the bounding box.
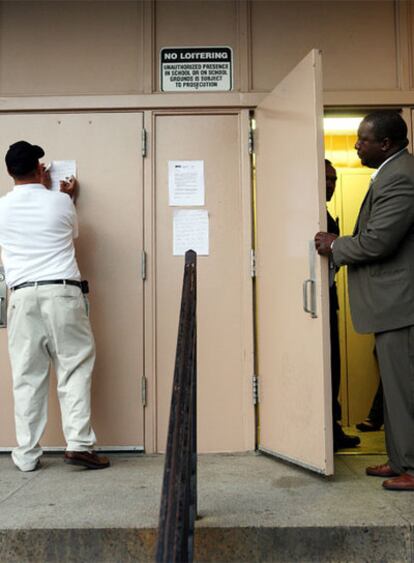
[173,209,209,256]
[49,160,77,191]
[169,160,204,206]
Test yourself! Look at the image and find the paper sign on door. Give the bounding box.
[49,160,77,192]
[169,160,204,206]
[173,209,209,256]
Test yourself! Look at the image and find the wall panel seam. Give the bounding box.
[395,0,412,91]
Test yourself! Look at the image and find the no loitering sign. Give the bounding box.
[160,47,233,92]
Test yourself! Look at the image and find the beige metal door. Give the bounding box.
[149,111,254,453]
[255,50,333,474]
[0,112,144,449]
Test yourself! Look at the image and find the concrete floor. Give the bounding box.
[0,451,413,562]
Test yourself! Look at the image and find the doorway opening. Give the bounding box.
[324,114,385,455]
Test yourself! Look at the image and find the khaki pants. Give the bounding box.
[7,284,96,471]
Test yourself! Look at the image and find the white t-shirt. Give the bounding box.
[0,183,81,287]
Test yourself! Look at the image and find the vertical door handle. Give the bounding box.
[303,241,318,319]
[303,278,316,318]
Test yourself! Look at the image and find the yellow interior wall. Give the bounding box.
[325,134,380,425]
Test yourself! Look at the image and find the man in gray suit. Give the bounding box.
[315,111,414,490]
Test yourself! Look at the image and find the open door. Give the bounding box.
[255,50,333,474]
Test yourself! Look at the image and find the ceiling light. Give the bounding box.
[324,117,363,135]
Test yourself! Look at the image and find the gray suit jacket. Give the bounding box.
[333,150,414,334]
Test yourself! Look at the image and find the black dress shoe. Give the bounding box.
[356,419,382,432]
[334,432,360,450]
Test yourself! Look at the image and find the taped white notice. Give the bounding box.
[169,160,204,206]
[49,160,77,191]
[173,209,209,256]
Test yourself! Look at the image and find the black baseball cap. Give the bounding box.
[5,140,45,177]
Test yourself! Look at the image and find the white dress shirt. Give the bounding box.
[371,148,407,180]
[0,183,81,287]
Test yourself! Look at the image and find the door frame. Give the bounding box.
[324,106,413,428]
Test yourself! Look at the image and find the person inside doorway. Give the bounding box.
[316,110,414,490]
[356,349,384,432]
[0,141,110,472]
[357,381,383,431]
[325,159,360,451]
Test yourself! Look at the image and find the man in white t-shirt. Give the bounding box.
[0,140,109,471]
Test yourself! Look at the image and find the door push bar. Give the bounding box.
[303,241,317,318]
[0,267,6,328]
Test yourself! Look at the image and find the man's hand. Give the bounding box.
[60,176,78,202]
[39,164,52,190]
[314,232,338,255]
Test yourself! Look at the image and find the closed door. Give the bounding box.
[150,111,254,453]
[0,112,144,448]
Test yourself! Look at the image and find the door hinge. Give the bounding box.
[248,120,255,155]
[250,249,256,278]
[141,251,147,281]
[141,375,147,407]
[141,128,148,157]
[252,374,259,405]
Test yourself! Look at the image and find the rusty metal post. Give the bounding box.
[156,250,197,563]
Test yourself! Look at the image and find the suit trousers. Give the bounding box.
[375,326,414,475]
[329,292,341,424]
[7,284,96,471]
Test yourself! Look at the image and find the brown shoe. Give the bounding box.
[366,463,399,477]
[64,450,110,470]
[383,473,414,490]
